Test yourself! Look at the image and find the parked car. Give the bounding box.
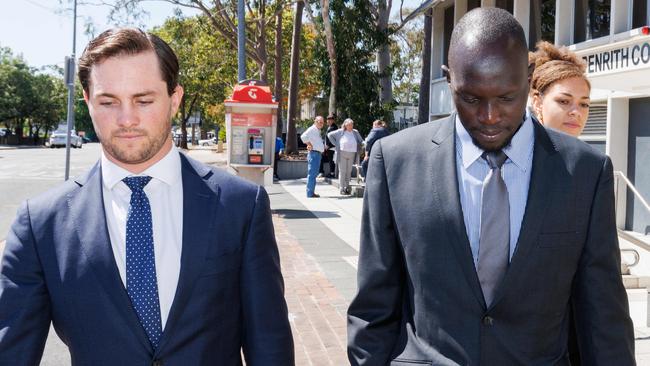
[49,131,83,148]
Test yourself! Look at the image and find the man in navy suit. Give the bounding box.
[0,28,294,365]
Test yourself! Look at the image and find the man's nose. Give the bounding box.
[477,101,500,125]
[117,105,139,127]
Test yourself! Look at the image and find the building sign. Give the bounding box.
[582,40,650,75]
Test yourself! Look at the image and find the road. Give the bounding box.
[0,144,102,242]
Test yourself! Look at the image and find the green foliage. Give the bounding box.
[0,46,70,142]
[313,0,393,136]
[391,10,423,106]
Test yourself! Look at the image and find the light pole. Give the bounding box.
[237,0,246,81]
[64,0,77,181]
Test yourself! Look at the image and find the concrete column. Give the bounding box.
[611,0,632,35]
[555,0,573,46]
[606,97,630,229]
[431,6,445,79]
[513,0,531,45]
[430,6,446,120]
[455,0,467,24]
[481,0,496,7]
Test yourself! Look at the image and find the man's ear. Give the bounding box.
[442,65,451,83]
[82,89,89,104]
[170,85,184,116]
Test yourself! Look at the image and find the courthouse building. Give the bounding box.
[427,0,650,239]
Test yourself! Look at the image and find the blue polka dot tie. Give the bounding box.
[123,176,163,350]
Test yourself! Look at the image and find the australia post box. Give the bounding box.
[224,80,278,186]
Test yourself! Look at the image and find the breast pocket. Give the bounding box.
[201,250,242,277]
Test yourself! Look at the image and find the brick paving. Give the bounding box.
[273,213,349,365]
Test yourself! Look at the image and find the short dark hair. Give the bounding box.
[78,28,179,95]
[449,8,527,65]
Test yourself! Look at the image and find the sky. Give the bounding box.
[1,0,422,70]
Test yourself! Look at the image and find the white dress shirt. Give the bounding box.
[455,114,535,266]
[340,131,358,152]
[101,146,184,329]
[300,125,325,152]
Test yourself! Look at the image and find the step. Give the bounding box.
[623,275,650,289]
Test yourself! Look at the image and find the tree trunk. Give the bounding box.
[285,0,304,154]
[321,0,337,115]
[376,0,392,105]
[274,11,284,141]
[257,2,269,82]
[418,8,432,124]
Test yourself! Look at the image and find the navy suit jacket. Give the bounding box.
[0,153,294,365]
[348,115,635,365]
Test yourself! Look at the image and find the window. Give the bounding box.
[633,0,649,29]
[574,0,611,43]
[529,0,556,49]
[443,5,455,67]
[468,0,480,11]
[496,0,514,14]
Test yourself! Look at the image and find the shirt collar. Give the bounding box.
[101,145,182,190]
[455,111,535,172]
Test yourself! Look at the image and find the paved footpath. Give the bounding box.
[271,177,650,365]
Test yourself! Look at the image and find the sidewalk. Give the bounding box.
[268,177,650,364]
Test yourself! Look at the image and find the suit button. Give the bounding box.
[151,360,162,366]
[482,316,494,326]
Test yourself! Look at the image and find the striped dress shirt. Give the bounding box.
[454,114,535,266]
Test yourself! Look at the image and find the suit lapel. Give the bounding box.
[490,120,561,308]
[68,162,153,352]
[429,115,486,308]
[155,153,219,355]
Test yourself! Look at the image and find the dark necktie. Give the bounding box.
[477,151,510,306]
[123,176,163,349]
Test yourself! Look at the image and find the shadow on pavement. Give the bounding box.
[273,208,340,219]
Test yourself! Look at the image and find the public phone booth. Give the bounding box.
[224,80,278,186]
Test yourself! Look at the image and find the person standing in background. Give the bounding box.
[361,119,390,179]
[300,116,325,198]
[327,118,363,195]
[529,41,591,137]
[322,114,338,178]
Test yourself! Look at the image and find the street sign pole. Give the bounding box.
[64,0,77,181]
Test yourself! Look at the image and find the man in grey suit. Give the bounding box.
[347,8,635,365]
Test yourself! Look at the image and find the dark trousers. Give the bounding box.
[320,149,335,176]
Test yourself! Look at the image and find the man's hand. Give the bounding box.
[306,142,313,151]
[364,156,369,161]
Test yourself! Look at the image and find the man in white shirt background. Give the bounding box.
[300,116,325,198]
[0,28,293,365]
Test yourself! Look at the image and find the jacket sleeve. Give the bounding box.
[347,140,404,365]
[327,129,341,147]
[240,187,295,366]
[572,157,635,365]
[0,201,51,366]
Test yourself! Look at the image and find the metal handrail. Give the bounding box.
[614,171,650,216]
[620,248,640,269]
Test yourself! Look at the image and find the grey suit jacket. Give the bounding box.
[347,115,635,365]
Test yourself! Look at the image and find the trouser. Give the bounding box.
[320,149,335,175]
[338,151,356,191]
[306,150,322,197]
